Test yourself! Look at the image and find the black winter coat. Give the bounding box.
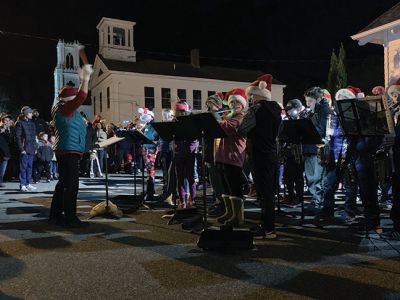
[15,117,37,154]
[247,100,282,158]
[85,123,97,153]
[36,141,53,162]
[0,134,10,160]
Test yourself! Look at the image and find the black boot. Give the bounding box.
[145,177,155,202]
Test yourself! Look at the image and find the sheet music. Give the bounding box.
[94,136,125,148]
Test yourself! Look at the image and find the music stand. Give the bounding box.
[127,129,156,205]
[152,119,202,224]
[279,118,323,221]
[334,96,392,238]
[179,113,227,228]
[89,136,125,219]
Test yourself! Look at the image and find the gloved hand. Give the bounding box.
[81,64,94,81]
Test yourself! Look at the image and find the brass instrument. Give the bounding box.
[317,108,334,165]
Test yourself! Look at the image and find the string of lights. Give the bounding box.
[0,29,352,63]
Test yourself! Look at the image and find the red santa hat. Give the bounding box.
[226,88,248,109]
[245,74,273,100]
[58,85,79,101]
[335,85,365,100]
[138,107,155,118]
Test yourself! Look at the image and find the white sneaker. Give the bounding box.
[20,185,29,192]
[26,184,37,191]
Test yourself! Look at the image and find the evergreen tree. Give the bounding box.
[327,50,338,96]
[336,43,348,92]
[327,43,348,97]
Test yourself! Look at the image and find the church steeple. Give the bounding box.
[97,17,136,62]
[53,40,81,104]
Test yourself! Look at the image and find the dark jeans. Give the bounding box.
[321,161,338,216]
[391,172,400,230]
[0,160,8,184]
[217,163,244,198]
[206,162,223,201]
[354,151,380,226]
[160,151,172,193]
[50,154,80,222]
[33,161,51,181]
[343,177,358,216]
[284,157,304,200]
[253,154,278,232]
[80,152,91,177]
[19,153,34,186]
[50,161,58,178]
[116,148,130,172]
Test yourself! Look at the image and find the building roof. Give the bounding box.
[357,2,400,34]
[98,55,285,85]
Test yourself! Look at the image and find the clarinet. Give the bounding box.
[318,108,334,165]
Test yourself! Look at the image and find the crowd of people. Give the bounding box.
[0,68,399,239]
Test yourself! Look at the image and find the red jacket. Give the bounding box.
[215,112,246,168]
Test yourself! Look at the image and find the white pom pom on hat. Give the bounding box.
[246,74,273,100]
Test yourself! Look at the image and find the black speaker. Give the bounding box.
[197,226,255,251]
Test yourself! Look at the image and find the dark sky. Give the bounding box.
[0,0,399,117]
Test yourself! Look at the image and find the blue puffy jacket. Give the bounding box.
[52,106,86,153]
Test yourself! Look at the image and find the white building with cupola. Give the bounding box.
[89,17,286,123]
[352,2,400,87]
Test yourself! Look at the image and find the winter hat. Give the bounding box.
[322,89,331,100]
[58,85,79,101]
[206,92,227,110]
[162,109,174,121]
[387,79,400,99]
[372,86,385,96]
[320,89,332,105]
[285,99,303,111]
[335,85,365,100]
[246,74,273,100]
[226,88,248,109]
[21,106,33,115]
[138,107,154,118]
[175,101,190,112]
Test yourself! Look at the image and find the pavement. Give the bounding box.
[0,172,400,299]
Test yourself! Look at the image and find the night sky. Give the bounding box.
[0,0,399,118]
